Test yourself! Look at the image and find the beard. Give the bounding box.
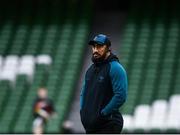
[91,52,107,63]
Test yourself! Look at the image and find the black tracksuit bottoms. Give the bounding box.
[86,120,123,134]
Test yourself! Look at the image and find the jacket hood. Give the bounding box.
[106,53,119,63]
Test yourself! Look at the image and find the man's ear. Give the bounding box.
[108,46,111,51]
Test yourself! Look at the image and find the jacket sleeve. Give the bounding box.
[101,61,128,115]
[80,79,85,110]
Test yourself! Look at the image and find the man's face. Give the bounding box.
[91,44,109,61]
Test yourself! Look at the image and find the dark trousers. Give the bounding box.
[86,121,123,134]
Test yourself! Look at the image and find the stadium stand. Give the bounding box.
[0,0,91,133]
[120,0,180,133]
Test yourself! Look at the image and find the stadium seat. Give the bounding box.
[122,114,133,131]
[0,55,19,83]
[36,55,52,65]
[149,100,167,130]
[17,56,35,80]
[166,95,180,130]
[133,105,150,130]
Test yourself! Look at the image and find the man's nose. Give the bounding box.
[93,47,98,52]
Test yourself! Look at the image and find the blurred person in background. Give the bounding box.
[80,34,128,133]
[32,87,56,134]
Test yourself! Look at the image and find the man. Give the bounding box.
[32,87,55,134]
[80,34,128,133]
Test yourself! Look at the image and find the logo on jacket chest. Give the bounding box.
[98,76,105,82]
